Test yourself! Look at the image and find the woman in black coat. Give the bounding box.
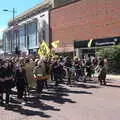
[15,64,28,100]
[0,60,5,105]
[4,61,14,106]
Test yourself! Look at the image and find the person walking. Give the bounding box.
[98,59,107,85]
[33,59,46,95]
[0,60,5,106]
[25,58,35,89]
[52,59,63,86]
[15,63,28,102]
[85,56,92,81]
[64,57,73,85]
[4,60,15,108]
[74,57,81,81]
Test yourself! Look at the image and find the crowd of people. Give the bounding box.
[0,54,108,109]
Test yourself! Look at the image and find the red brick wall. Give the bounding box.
[50,0,120,49]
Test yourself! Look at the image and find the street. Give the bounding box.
[0,77,120,120]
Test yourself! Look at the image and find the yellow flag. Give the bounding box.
[88,39,93,48]
[38,41,50,57]
[51,40,60,48]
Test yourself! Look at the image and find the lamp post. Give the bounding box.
[3,8,16,53]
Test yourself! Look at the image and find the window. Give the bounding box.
[19,25,26,50]
[12,31,18,51]
[42,20,46,41]
[27,22,37,49]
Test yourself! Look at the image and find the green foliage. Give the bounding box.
[96,45,120,74]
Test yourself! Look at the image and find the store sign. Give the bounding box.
[94,38,119,47]
[74,36,120,48]
[95,41,116,46]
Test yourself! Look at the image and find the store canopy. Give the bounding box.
[74,36,120,48]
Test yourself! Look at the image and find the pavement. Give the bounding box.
[107,74,120,81]
[0,77,120,120]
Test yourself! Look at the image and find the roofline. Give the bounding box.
[50,0,81,11]
[8,1,52,25]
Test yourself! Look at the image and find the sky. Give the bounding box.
[0,0,43,39]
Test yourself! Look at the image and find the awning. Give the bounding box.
[53,46,74,53]
[74,36,120,48]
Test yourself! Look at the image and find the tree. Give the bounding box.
[96,45,120,74]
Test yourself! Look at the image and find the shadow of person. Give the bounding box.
[38,85,93,104]
[4,103,51,118]
[25,97,60,111]
[7,83,93,117]
[106,84,120,88]
[71,83,100,89]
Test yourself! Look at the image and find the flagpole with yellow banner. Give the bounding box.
[51,40,60,48]
[50,40,60,57]
[88,38,93,48]
[38,40,50,57]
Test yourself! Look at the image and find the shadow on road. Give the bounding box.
[6,104,51,118]
[106,84,120,88]
[3,84,94,118]
[71,83,100,89]
[38,85,92,104]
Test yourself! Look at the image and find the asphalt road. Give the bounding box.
[0,78,120,120]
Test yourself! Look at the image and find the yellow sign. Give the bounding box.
[38,41,50,57]
[88,39,93,48]
[51,40,60,48]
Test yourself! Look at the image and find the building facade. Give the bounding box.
[3,0,75,54]
[45,0,74,8]
[0,40,2,51]
[50,0,120,57]
[3,1,51,54]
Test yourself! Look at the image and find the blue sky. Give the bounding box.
[0,0,43,39]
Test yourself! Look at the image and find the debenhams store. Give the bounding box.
[74,36,120,58]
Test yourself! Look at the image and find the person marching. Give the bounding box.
[0,60,5,106]
[25,58,35,89]
[52,58,62,86]
[85,56,92,81]
[33,59,46,95]
[15,62,28,102]
[4,60,15,108]
[43,57,51,89]
[98,59,107,85]
[64,57,73,85]
[74,57,81,81]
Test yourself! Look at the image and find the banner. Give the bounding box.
[51,40,60,48]
[38,41,50,57]
[88,38,93,48]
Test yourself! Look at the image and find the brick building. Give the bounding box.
[50,0,120,57]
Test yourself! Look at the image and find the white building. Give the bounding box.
[3,1,51,54]
[3,0,74,54]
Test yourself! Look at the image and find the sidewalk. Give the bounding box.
[94,73,120,80]
[107,74,120,80]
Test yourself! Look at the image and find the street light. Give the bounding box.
[3,8,16,21]
[3,8,16,53]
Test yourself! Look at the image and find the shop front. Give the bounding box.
[74,36,120,58]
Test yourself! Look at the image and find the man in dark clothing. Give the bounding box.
[98,60,107,85]
[86,57,92,81]
[0,61,5,106]
[74,58,81,81]
[52,60,63,86]
[64,57,73,85]
[15,64,28,100]
[4,61,14,107]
